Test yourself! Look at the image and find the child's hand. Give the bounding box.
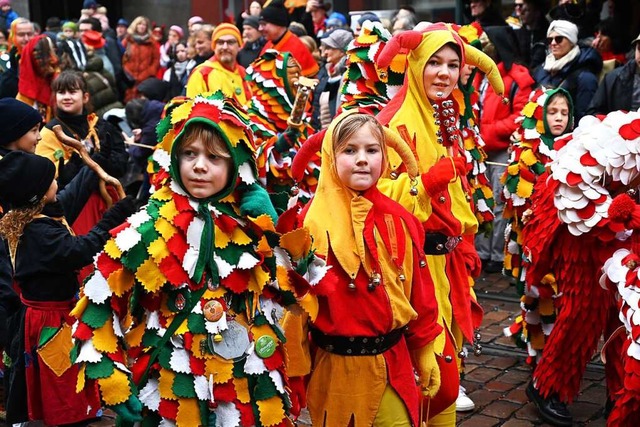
[421,156,466,198]
[410,342,441,398]
[288,376,307,418]
[111,394,143,423]
[274,127,301,154]
[239,182,278,222]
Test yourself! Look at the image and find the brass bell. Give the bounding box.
[410,186,418,196]
[475,332,482,341]
[291,185,300,196]
[439,196,446,203]
[444,355,453,363]
[474,345,483,356]
[399,274,406,282]
[348,282,356,291]
[420,260,427,268]
[214,333,223,343]
[458,350,466,359]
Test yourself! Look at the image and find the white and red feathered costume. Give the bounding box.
[521,111,640,404]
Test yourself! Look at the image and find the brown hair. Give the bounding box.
[332,114,387,170]
[52,70,92,114]
[177,122,231,159]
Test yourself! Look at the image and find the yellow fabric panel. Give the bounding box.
[176,398,201,427]
[98,368,132,405]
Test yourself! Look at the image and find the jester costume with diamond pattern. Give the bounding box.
[501,87,573,360]
[71,93,323,427]
[248,50,320,211]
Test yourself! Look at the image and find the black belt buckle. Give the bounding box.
[424,232,462,255]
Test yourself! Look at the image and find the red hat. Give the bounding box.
[82,30,105,49]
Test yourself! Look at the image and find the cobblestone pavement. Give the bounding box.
[2,271,609,427]
[456,271,608,427]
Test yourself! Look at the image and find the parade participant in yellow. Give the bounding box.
[71,92,324,426]
[186,23,251,106]
[284,111,442,426]
[375,23,505,424]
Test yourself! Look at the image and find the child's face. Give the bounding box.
[44,179,58,203]
[546,96,570,136]
[63,28,76,39]
[423,45,460,101]
[56,88,89,115]
[335,125,383,192]
[179,137,231,199]
[9,123,41,153]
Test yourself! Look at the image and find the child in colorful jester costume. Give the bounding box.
[520,111,639,426]
[339,20,406,117]
[283,111,442,426]
[71,92,324,426]
[502,87,573,360]
[247,50,320,214]
[373,23,505,425]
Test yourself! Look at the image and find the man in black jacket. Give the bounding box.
[587,33,640,115]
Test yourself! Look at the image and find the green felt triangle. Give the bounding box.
[85,356,115,379]
[172,372,196,398]
[38,326,60,347]
[82,303,111,329]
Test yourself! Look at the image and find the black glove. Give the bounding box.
[57,152,83,189]
[274,127,301,154]
[96,196,137,232]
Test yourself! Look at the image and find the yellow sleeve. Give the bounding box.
[35,127,72,176]
[185,66,209,98]
[282,310,312,377]
[377,173,432,224]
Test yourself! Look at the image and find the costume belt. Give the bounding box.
[424,232,462,255]
[20,296,74,310]
[310,326,406,356]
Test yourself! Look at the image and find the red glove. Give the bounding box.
[288,376,307,418]
[421,156,467,197]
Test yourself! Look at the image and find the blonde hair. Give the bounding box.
[177,122,231,159]
[332,114,388,168]
[0,198,46,257]
[127,16,152,37]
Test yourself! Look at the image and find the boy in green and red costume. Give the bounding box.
[71,92,324,426]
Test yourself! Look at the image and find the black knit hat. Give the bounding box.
[260,0,290,27]
[0,151,56,210]
[0,99,43,147]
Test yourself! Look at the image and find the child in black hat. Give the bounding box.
[0,98,43,157]
[0,150,136,425]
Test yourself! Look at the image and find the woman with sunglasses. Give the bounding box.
[532,19,601,122]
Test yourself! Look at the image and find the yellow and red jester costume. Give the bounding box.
[283,110,442,427]
[71,92,326,427]
[373,23,504,370]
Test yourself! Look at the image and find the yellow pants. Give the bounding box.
[426,403,456,427]
[373,385,411,427]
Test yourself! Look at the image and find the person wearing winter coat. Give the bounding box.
[0,150,136,425]
[83,54,123,118]
[122,16,160,102]
[532,20,602,123]
[311,29,353,130]
[474,25,534,274]
[586,33,640,115]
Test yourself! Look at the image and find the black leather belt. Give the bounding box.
[424,232,462,255]
[310,326,406,356]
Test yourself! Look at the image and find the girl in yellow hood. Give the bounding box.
[283,111,442,426]
[375,23,505,425]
